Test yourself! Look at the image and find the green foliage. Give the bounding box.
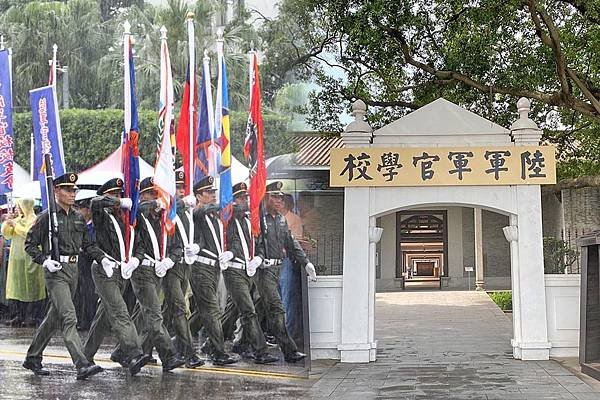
[12,109,293,172]
[0,0,270,113]
[543,237,579,274]
[488,291,512,311]
[264,0,600,174]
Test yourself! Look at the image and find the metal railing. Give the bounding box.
[302,231,344,276]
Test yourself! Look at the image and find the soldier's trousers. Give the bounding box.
[83,263,142,362]
[162,263,195,358]
[189,262,225,355]
[254,266,298,356]
[25,262,89,368]
[129,263,175,362]
[222,268,267,353]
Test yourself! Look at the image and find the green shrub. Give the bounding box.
[13,109,294,172]
[488,291,512,311]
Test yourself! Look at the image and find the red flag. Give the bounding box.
[244,54,266,237]
[175,69,197,194]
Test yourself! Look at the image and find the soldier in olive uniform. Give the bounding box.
[163,171,204,368]
[254,181,317,363]
[82,178,150,375]
[23,173,105,380]
[187,176,236,365]
[222,182,278,364]
[128,177,186,372]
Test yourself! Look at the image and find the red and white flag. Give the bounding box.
[154,26,177,238]
[244,53,266,237]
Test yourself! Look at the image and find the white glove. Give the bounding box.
[101,257,116,278]
[120,198,133,210]
[246,256,262,277]
[184,243,200,258]
[43,259,62,273]
[155,260,167,278]
[218,251,234,263]
[182,194,197,208]
[305,262,317,282]
[121,257,140,280]
[162,257,175,270]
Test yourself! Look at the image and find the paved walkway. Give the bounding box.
[309,291,600,399]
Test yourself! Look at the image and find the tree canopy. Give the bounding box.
[261,0,600,178]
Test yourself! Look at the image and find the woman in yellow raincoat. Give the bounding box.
[2,198,46,326]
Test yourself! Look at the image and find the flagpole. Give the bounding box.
[186,12,195,196]
[51,44,57,88]
[122,20,132,262]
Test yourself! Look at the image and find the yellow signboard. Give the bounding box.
[330,146,556,187]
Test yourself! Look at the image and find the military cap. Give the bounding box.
[139,177,155,194]
[175,170,185,185]
[54,172,78,188]
[266,181,284,196]
[97,177,124,195]
[233,182,248,197]
[193,176,216,193]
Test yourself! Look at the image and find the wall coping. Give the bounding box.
[544,274,581,287]
[309,275,344,288]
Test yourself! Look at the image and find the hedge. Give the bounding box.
[13,109,293,172]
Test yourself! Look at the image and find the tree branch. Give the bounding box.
[527,0,571,99]
[378,24,600,120]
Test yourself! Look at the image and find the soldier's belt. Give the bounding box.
[228,261,246,270]
[196,256,217,267]
[59,255,78,263]
[262,259,283,267]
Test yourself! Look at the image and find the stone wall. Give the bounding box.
[482,210,510,278]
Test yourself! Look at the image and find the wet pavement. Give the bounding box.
[0,326,310,399]
[3,292,600,399]
[309,291,600,399]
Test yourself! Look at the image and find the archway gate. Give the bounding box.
[326,97,556,363]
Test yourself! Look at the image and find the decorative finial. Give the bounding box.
[160,25,168,40]
[186,11,195,20]
[124,20,131,34]
[53,43,58,52]
[0,35,4,51]
[203,49,209,60]
[516,97,530,121]
[250,40,255,52]
[351,99,367,120]
[217,27,224,40]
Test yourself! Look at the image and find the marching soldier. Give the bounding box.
[187,176,236,365]
[128,177,186,372]
[82,178,150,375]
[163,171,203,368]
[253,181,317,363]
[223,182,278,364]
[23,173,105,380]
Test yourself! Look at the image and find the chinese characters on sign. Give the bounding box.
[330,146,556,187]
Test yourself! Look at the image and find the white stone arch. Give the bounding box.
[337,98,550,363]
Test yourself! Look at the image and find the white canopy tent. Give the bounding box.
[11,162,40,199]
[77,147,154,187]
[11,147,251,199]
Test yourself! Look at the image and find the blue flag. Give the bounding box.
[30,85,65,209]
[0,50,14,195]
[122,34,140,228]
